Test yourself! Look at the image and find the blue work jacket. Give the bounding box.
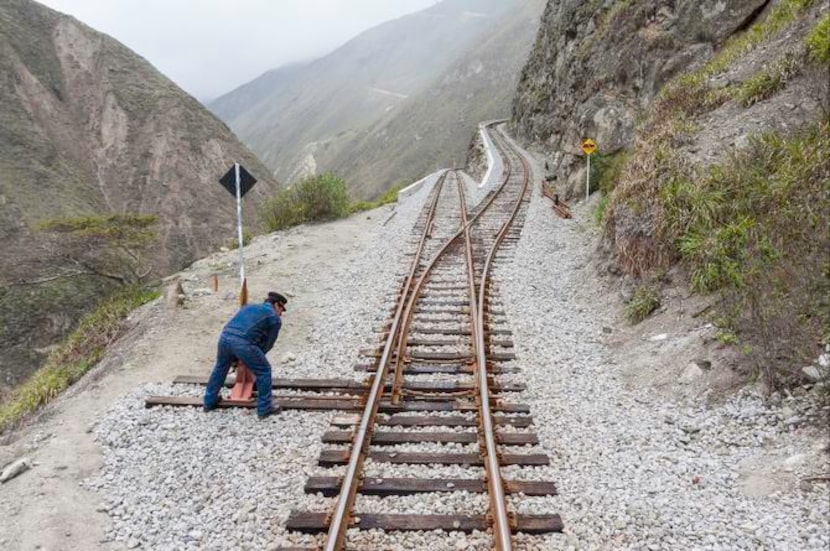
[221,303,281,353]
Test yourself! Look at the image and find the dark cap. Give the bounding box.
[266,292,288,310]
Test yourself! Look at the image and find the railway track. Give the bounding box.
[285,124,562,550]
[146,123,563,549]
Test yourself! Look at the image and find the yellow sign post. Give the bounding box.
[581,138,597,200]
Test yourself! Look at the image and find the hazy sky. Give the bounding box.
[37,0,438,101]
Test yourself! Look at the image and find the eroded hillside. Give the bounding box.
[0,0,278,391]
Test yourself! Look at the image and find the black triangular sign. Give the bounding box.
[219,164,257,198]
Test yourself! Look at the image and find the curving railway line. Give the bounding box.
[285,124,562,550]
[146,122,563,550]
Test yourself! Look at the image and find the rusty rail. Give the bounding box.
[324,124,535,550]
[472,125,532,550]
[322,171,449,551]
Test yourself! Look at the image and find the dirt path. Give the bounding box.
[0,207,392,551]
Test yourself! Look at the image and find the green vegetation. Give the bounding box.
[716,330,740,346]
[733,53,800,107]
[0,285,159,433]
[592,151,630,195]
[38,214,159,284]
[609,0,821,272]
[695,0,814,78]
[350,184,404,213]
[604,1,828,388]
[625,285,661,323]
[260,174,404,232]
[591,151,630,224]
[664,123,829,386]
[260,173,350,231]
[38,213,157,242]
[806,12,830,63]
[223,229,253,250]
[594,194,611,225]
[657,0,815,118]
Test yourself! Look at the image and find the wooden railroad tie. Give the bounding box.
[317,449,549,467]
[330,414,534,428]
[304,476,556,497]
[145,395,531,413]
[285,512,563,534]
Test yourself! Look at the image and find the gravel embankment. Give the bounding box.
[85,136,828,550]
[495,166,830,550]
[84,172,449,550]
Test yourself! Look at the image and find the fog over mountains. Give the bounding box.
[210,0,546,198]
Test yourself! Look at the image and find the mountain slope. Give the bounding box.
[0,0,278,390]
[210,0,540,198]
[511,0,772,193]
[333,0,547,197]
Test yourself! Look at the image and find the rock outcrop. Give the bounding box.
[511,0,770,197]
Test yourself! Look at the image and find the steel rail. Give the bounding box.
[389,123,520,405]
[323,171,449,551]
[472,125,532,550]
[326,124,528,550]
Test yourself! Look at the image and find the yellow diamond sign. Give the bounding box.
[581,138,597,156]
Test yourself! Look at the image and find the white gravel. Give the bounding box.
[82,129,829,551]
[494,150,830,550]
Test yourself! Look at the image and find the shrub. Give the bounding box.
[591,151,630,195]
[594,194,610,225]
[806,12,830,63]
[350,183,405,214]
[665,123,830,387]
[625,285,661,323]
[223,229,252,250]
[37,213,159,285]
[260,173,351,231]
[0,285,159,433]
[296,172,350,221]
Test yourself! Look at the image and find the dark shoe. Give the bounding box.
[257,405,281,419]
[203,398,223,412]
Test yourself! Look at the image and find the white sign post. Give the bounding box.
[234,163,245,286]
[586,154,591,201]
[218,163,258,305]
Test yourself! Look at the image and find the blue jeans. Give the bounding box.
[203,333,273,417]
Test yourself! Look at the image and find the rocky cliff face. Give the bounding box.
[511,0,829,387]
[511,0,770,196]
[0,0,277,390]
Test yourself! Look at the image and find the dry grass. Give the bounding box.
[603,0,828,389]
[0,286,159,434]
[625,285,661,323]
[668,123,828,388]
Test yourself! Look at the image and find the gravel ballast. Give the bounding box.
[81,132,829,550]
